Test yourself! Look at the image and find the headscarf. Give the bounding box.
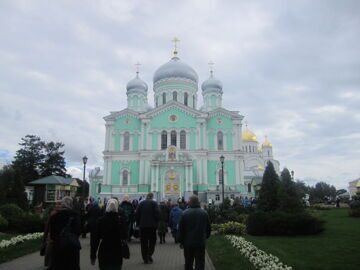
[105,198,119,213]
[61,196,73,210]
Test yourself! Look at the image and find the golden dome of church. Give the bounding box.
[242,126,258,142]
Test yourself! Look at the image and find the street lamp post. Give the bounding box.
[82,156,88,199]
[220,155,225,203]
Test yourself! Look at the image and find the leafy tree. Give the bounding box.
[294,180,310,198]
[257,161,280,212]
[12,135,44,184]
[336,189,347,195]
[310,181,336,202]
[278,168,303,212]
[39,142,66,177]
[0,165,27,209]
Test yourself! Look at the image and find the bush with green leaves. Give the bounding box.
[0,204,25,228]
[246,211,325,236]
[16,213,44,233]
[0,214,8,231]
[216,221,246,235]
[349,200,360,217]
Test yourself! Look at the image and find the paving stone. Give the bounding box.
[0,235,215,270]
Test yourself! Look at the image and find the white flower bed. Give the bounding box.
[0,232,43,249]
[225,235,292,270]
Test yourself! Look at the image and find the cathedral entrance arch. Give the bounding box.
[164,169,180,201]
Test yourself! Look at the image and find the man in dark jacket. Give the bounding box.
[135,192,160,264]
[178,195,211,270]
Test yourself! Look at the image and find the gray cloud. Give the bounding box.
[0,0,359,189]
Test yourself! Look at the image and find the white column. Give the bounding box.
[107,159,112,185]
[155,164,159,191]
[167,130,170,147]
[235,157,240,185]
[186,131,190,150]
[196,123,201,150]
[176,131,180,148]
[145,160,149,184]
[151,164,155,191]
[105,124,111,151]
[109,128,115,151]
[203,159,208,185]
[140,120,145,150]
[189,163,193,191]
[139,159,144,184]
[198,159,202,184]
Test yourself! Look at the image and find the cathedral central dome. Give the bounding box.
[153,56,198,84]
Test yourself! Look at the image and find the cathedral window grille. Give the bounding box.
[122,170,129,186]
[173,91,177,101]
[162,92,166,105]
[193,95,195,108]
[217,131,224,150]
[215,194,220,201]
[171,130,177,146]
[248,183,252,193]
[124,132,130,151]
[161,131,167,150]
[155,96,158,107]
[184,92,188,106]
[180,130,186,149]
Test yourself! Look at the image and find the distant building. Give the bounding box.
[28,175,79,204]
[348,178,360,199]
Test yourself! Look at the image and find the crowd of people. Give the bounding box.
[41,193,211,270]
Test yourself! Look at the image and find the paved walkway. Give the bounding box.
[0,235,215,270]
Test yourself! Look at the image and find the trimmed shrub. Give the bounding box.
[349,200,360,217]
[0,214,8,231]
[217,221,246,235]
[0,204,24,228]
[246,211,324,236]
[246,211,267,235]
[16,213,44,233]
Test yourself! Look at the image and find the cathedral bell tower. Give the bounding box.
[126,64,149,112]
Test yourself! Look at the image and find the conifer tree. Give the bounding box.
[257,161,280,212]
[39,142,67,177]
[278,168,303,212]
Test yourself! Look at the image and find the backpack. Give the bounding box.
[59,217,81,250]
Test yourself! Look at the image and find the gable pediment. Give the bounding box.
[104,108,140,122]
[143,101,205,118]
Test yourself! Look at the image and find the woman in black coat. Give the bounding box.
[91,198,128,270]
[49,196,81,270]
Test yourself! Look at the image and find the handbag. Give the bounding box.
[120,240,130,259]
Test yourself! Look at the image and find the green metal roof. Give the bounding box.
[28,175,77,186]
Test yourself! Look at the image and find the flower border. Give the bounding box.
[225,235,292,270]
[0,232,43,249]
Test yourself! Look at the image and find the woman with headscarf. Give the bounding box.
[91,198,128,270]
[49,196,81,270]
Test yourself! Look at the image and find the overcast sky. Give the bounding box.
[1,0,359,189]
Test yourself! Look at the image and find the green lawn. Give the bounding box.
[208,208,360,270]
[0,234,42,264]
[207,235,256,270]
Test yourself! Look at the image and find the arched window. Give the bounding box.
[123,132,130,151]
[161,131,167,150]
[217,131,224,150]
[248,183,252,193]
[180,130,186,149]
[162,92,166,105]
[173,91,177,101]
[171,130,177,146]
[184,92,188,106]
[193,95,195,108]
[122,170,129,186]
[155,96,158,107]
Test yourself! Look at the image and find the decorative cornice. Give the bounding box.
[104,108,140,121]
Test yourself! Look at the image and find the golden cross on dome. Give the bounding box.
[208,61,215,76]
[172,37,180,56]
[135,62,141,75]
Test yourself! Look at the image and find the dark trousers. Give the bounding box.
[184,246,205,270]
[140,228,157,262]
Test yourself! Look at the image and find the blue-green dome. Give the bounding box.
[126,74,148,93]
[201,73,223,92]
[153,56,198,83]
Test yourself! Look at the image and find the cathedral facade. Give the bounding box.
[89,47,280,202]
